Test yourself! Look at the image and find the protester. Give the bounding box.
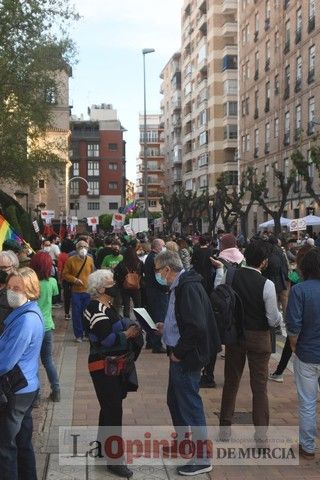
[166,240,179,252]
[62,240,94,342]
[219,238,282,442]
[191,235,214,295]
[30,252,61,402]
[95,236,114,269]
[83,269,142,478]
[0,250,19,328]
[144,238,168,353]
[211,233,245,288]
[101,240,123,270]
[0,267,44,480]
[286,247,320,459]
[58,238,75,321]
[114,246,143,317]
[263,236,289,316]
[155,250,220,476]
[176,238,191,271]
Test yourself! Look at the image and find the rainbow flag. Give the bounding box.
[0,215,23,249]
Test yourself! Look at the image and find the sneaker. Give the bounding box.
[107,464,133,478]
[177,461,212,476]
[299,444,315,460]
[268,373,283,383]
[162,445,193,459]
[199,375,217,388]
[65,314,71,321]
[75,337,82,343]
[49,390,61,402]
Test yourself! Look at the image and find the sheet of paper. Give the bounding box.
[133,308,158,331]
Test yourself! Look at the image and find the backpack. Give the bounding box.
[210,267,244,345]
[123,270,140,290]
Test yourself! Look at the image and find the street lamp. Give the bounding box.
[67,176,91,222]
[14,190,29,213]
[142,47,155,221]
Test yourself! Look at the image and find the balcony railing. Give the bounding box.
[295,28,302,44]
[283,85,290,100]
[254,147,259,158]
[308,15,315,33]
[264,143,270,154]
[284,40,290,54]
[254,108,259,119]
[254,69,259,80]
[294,128,302,141]
[308,68,315,84]
[265,18,270,31]
[264,98,270,112]
[283,132,290,146]
[295,78,302,93]
[264,59,270,72]
[307,122,315,136]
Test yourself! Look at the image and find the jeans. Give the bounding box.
[293,355,320,454]
[71,292,91,339]
[167,361,209,461]
[62,281,72,315]
[40,330,59,392]
[0,390,38,480]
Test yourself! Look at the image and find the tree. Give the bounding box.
[99,214,113,232]
[250,163,296,236]
[292,144,320,205]
[0,0,78,186]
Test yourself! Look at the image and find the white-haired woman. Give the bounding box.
[83,269,141,479]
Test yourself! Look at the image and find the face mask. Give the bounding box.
[105,286,119,298]
[43,246,51,253]
[78,248,88,258]
[161,247,167,252]
[155,272,168,286]
[112,250,119,257]
[7,290,27,308]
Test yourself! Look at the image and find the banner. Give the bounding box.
[0,215,23,248]
[124,224,134,236]
[129,218,148,233]
[41,210,55,221]
[289,218,307,232]
[111,213,125,229]
[87,216,99,226]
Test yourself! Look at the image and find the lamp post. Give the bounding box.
[67,176,91,223]
[14,190,29,213]
[142,47,155,221]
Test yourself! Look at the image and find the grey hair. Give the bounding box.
[87,269,114,297]
[155,250,183,272]
[0,250,19,268]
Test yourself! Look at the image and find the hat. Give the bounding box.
[220,234,237,251]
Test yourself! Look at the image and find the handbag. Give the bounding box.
[123,268,140,290]
[67,257,88,290]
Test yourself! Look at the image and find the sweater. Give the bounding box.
[62,255,94,293]
[0,301,44,393]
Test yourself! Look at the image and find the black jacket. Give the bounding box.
[173,269,221,370]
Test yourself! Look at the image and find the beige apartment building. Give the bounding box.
[239,0,319,232]
[136,114,165,214]
[160,52,183,195]
[178,0,238,200]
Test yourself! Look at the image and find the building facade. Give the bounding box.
[178,0,238,196]
[136,114,165,214]
[70,104,126,219]
[239,0,319,232]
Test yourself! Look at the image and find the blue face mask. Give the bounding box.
[155,272,167,286]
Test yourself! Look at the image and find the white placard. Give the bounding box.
[87,216,99,226]
[41,210,55,220]
[289,218,307,232]
[129,218,148,233]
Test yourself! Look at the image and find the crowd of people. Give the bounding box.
[0,227,319,478]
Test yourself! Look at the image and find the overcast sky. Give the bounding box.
[70,0,183,182]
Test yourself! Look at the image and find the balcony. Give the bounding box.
[283,85,290,100]
[264,98,270,113]
[264,143,270,154]
[283,40,290,54]
[295,28,302,44]
[283,132,290,146]
[264,17,270,31]
[308,68,315,84]
[275,86,279,95]
[264,59,270,72]
[284,0,289,9]
[222,0,237,13]
[307,122,315,136]
[222,22,237,36]
[294,78,302,93]
[254,147,259,158]
[254,108,259,119]
[254,31,259,42]
[172,99,182,111]
[308,15,315,33]
[294,128,302,141]
[254,69,259,81]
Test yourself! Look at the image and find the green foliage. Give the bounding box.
[0,0,78,186]
[292,144,320,205]
[99,214,113,232]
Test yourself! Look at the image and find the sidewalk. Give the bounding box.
[34,309,320,479]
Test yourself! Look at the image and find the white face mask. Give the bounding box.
[78,248,88,258]
[161,246,167,252]
[7,290,27,308]
[43,246,51,253]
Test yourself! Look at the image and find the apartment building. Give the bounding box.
[160,52,183,195]
[69,104,126,219]
[136,114,165,214]
[125,179,135,204]
[179,0,238,197]
[239,0,319,231]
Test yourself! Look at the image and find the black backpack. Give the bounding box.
[210,266,244,345]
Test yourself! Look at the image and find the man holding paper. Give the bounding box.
[154,250,220,476]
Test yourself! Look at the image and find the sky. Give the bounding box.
[70,0,183,182]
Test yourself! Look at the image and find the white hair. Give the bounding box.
[87,269,114,297]
[0,250,19,268]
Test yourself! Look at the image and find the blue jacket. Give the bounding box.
[0,301,44,393]
[286,279,320,364]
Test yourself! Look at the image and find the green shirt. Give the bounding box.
[101,254,123,270]
[37,278,59,331]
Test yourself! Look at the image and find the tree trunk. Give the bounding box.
[273,215,281,237]
[240,214,248,240]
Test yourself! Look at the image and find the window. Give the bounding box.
[109,182,118,190]
[39,179,45,189]
[222,55,238,71]
[88,181,99,195]
[87,144,99,157]
[274,31,280,51]
[246,133,250,151]
[309,0,315,22]
[284,158,289,181]
[295,104,301,129]
[224,79,238,95]
[108,143,118,151]
[148,200,157,208]
[225,171,238,186]
[274,117,279,137]
[198,44,207,64]
[198,153,208,167]
[224,125,237,140]
[285,65,290,85]
[224,102,238,116]
[265,122,270,146]
[199,131,208,145]
[308,97,315,134]
[296,7,302,42]
[242,135,246,153]
[109,202,119,210]
[255,12,259,36]
[199,174,208,188]
[109,162,118,170]
[70,181,79,196]
[87,202,100,210]
[184,82,192,96]
[285,111,290,133]
[73,162,79,176]
[296,56,302,81]
[88,161,99,176]
[199,109,207,125]
[254,90,259,115]
[307,150,314,178]
[254,128,259,156]
[45,86,57,104]
[185,179,193,191]
[265,40,270,63]
[284,20,290,52]
[274,74,279,94]
[308,45,315,82]
[255,51,259,74]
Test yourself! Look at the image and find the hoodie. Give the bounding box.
[214,248,244,288]
[173,269,221,370]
